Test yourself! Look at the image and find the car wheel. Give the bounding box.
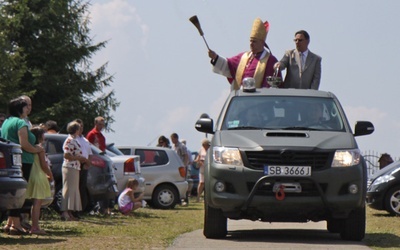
[80,189,89,212]
[152,184,178,209]
[384,186,400,216]
[51,185,63,213]
[203,203,227,239]
[340,206,365,241]
[326,218,343,233]
[0,211,6,224]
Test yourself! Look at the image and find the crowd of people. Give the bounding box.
[0,94,147,235]
[0,95,208,236]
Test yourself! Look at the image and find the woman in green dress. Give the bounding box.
[1,97,43,235]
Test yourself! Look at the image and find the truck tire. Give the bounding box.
[384,186,400,216]
[340,206,366,241]
[203,203,227,239]
[326,218,343,233]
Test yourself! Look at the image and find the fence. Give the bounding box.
[363,150,398,177]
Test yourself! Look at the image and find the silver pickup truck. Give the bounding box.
[195,87,374,241]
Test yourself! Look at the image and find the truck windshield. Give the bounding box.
[222,96,345,131]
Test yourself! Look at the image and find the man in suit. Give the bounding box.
[274,30,321,90]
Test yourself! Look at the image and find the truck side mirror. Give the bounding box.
[354,121,374,137]
[195,117,214,134]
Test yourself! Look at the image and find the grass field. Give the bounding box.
[365,208,400,250]
[0,199,204,249]
[0,200,399,250]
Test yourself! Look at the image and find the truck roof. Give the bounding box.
[233,88,336,99]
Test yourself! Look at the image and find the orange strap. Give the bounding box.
[275,185,285,201]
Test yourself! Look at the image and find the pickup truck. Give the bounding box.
[195,86,374,241]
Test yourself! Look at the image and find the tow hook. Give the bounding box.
[275,184,285,200]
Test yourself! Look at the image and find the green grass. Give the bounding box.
[0,198,204,249]
[365,207,400,250]
[0,200,399,249]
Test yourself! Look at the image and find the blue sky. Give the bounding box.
[88,0,399,158]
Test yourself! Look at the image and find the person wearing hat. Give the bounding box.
[194,138,211,202]
[208,18,281,90]
[274,30,322,90]
[378,153,394,170]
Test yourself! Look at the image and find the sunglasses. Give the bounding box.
[293,39,304,42]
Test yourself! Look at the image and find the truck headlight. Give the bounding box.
[213,147,243,166]
[331,149,360,167]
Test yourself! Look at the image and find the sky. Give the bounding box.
[87,0,400,162]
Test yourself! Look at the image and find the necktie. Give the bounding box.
[300,52,305,71]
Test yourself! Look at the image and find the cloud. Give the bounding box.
[91,0,135,27]
[209,89,230,118]
[157,106,192,135]
[344,106,387,125]
[90,0,149,49]
[344,105,400,155]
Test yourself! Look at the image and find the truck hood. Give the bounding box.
[216,130,357,150]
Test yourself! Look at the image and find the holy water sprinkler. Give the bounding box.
[189,15,210,50]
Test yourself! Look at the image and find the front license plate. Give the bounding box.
[264,166,311,176]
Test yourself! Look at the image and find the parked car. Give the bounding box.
[109,145,188,209]
[44,134,118,212]
[366,161,400,216]
[102,144,145,196]
[0,138,25,223]
[195,86,374,241]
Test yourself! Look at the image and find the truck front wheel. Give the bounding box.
[203,203,227,239]
[340,206,366,241]
[327,218,343,233]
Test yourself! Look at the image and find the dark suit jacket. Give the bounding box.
[279,49,322,89]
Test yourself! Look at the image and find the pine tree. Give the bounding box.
[0,0,119,132]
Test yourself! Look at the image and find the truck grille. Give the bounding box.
[244,150,332,171]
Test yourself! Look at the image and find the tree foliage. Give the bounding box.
[0,0,119,133]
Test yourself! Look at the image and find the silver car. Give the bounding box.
[104,150,145,197]
[109,145,188,209]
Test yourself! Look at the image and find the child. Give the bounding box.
[118,178,144,215]
[25,126,54,235]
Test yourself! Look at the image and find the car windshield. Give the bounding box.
[221,96,345,131]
